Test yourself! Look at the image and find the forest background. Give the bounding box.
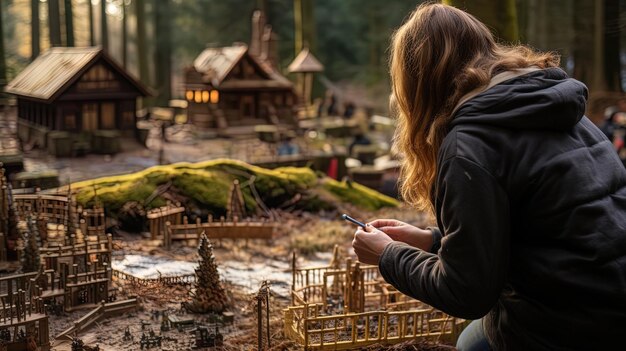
[0,0,624,117]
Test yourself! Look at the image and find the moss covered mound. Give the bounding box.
[72,159,398,218]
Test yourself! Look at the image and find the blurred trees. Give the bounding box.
[154,0,172,106]
[1,0,625,112]
[0,1,5,92]
[88,0,95,45]
[48,0,61,46]
[443,0,519,42]
[64,0,74,46]
[99,0,108,51]
[30,0,39,60]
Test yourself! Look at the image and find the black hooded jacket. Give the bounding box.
[378,68,626,350]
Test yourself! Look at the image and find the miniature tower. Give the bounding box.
[226,179,246,220]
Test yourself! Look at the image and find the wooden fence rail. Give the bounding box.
[283,304,462,350]
[163,215,275,249]
[112,269,196,287]
[56,298,138,340]
[147,202,184,240]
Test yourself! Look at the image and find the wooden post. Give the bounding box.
[257,295,263,350]
[16,289,22,322]
[266,288,271,349]
[196,217,202,244]
[164,221,171,250]
[73,264,78,284]
[291,252,296,305]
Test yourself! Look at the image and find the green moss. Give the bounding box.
[72,159,397,217]
[170,170,231,210]
[323,178,400,211]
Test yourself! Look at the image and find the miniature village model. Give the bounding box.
[0,151,452,350]
[284,247,466,350]
[0,2,470,348]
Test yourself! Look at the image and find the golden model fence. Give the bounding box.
[283,303,463,350]
[284,248,465,349]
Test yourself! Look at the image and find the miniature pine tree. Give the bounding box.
[187,233,228,314]
[20,216,41,273]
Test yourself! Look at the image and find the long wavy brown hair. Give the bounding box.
[390,3,559,213]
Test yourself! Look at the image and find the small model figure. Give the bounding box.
[123,327,133,342]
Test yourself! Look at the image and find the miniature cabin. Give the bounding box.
[5,47,150,156]
[184,11,297,134]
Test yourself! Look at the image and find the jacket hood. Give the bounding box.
[451,68,588,131]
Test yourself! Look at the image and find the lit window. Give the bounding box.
[194,91,202,103]
[201,91,210,103]
[210,90,219,104]
[185,90,194,101]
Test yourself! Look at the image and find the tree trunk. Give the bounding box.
[443,0,519,42]
[592,0,605,91]
[603,0,621,91]
[573,0,603,91]
[48,0,62,47]
[88,0,95,46]
[367,1,385,82]
[302,0,315,51]
[31,0,39,60]
[136,0,149,88]
[294,0,302,56]
[154,0,172,106]
[64,0,74,46]
[100,0,109,51]
[122,0,127,67]
[520,0,574,73]
[294,0,315,55]
[0,1,5,91]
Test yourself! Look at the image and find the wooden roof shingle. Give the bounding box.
[192,44,292,90]
[288,48,324,73]
[5,46,150,102]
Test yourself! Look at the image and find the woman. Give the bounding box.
[352,3,626,351]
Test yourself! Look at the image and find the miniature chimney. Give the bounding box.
[249,10,266,58]
[260,24,279,69]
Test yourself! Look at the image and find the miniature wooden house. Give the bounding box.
[5,47,150,156]
[184,11,296,134]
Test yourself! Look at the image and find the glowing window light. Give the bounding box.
[210,90,219,104]
[194,91,202,103]
[185,90,194,101]
[201,91,210,103]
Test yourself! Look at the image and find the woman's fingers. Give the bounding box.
[352,226,394,265]
[368,219,403,228]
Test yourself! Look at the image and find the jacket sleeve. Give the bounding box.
[378,156,510,319]
[426,227,442,253]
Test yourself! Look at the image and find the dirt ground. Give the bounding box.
[46,206,451,351]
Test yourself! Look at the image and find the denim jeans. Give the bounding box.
[457,319,492,351]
